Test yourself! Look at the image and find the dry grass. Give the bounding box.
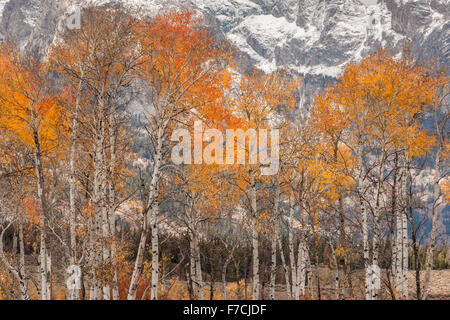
[1,268,449,300]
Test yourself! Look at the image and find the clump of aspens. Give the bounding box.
[0,6,448,301]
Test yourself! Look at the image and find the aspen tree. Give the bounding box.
[232,69,300,300]
[50,7,140,299]
[423,71,449,300]
[0,45,67,300]
[311,50,439,299]
[128,11,233,300]
[0,145,32,300]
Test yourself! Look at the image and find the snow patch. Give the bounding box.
[0,0,7,18]
[21,0,40,27]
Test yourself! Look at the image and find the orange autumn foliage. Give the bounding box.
[135,11,237,128]
[0,45,66,157]
[312,50,438,160]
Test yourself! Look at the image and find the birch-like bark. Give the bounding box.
[269,179,280,300]
[194,233,204,300]
[68,74,83,300]
[395,198,403,296]
[338,198,347,299]
[89,94,106,300]
[357,145,370,300]
[127,128,163,300]
[288,191,297,298]
[390,156,401,297]
[296,241,307,299]
[295,204,307,299]
[100,104,111,301]
[190,235,197,298]
[31,118,49,300]
[39,238,48,300]
[329,243,340,300]
[127,206,148,300]
[391,218,397,289]
[18,224,29,300]
[362,207,370,300]
[401,159,410,299]
[150,205,159,300]
[334,142,347,299]
[0,221,29,300]
[306,252,312,298]
[423,99,449,299]
[87,216,95,299]
[161,264,166,298]
[402,208,409,299]
[371,151,385,300]
[269,234,277,300]
[88,210,100,300]
[108,110,119,300]
[46,250,52,299]
[423,152,441,300]
[250,170,259,300]
[94,97,111,300]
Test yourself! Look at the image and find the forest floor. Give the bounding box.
[162,269,450,300]
[408,269,450,300]
[6,266,449,300]
[267,269,450,300]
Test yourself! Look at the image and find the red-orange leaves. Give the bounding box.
[134,11,236,128]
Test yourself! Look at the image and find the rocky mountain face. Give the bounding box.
[0,0,448,76]
[0,0,448,106]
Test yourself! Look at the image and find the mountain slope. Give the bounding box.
[0,0,448,77]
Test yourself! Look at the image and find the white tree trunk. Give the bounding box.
[288,191,297,299]
[356,145,371,300]
[128,129,163,300]
[90,96,107,300]
[330,244,340,300]
[401,160,410,299]
[108,111,119,300]
[31,122,49,300]
[295,205,307,300]
[306,253,312,298]
[390,159,400,298]
[127,208,148,300]
[269,178,280,300]
[0,222,29,300]
[100,104,111,300]
[423,152,441,300]
[371,153,385,300]
[250,171,259,300]
[150,205,159,300]
[46,251,52,299]
[194,234,204,300]
[395,204,403,296]
[189,233,197,298]
[39,241,48,300]
[69,77,82,271]
[18,224,29,300]
[188,223,204,300]
[269,235,277,300]
[362,206,370,300]
[402,209,409,299]
[295,241,306,299]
